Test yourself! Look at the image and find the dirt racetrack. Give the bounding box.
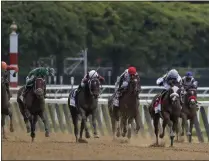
[2,131,209,160]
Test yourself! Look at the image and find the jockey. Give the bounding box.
[156,69,182,90]
[182,71,198,91]
[155,69,182,114]
[1,61,19,98]
[113,66,139,107]
[76,70,105,95]
[21,67,55,99]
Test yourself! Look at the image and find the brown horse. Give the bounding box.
[149,85,182,147]
[17,77,49,142]
[1,76,14,139]
[180,88,198,142]
[68,77,101,143]
[109,76,141,140]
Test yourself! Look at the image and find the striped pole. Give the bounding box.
[9,21,18,87]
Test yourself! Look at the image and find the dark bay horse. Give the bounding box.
[149,85,182,147]
[108,76,141,140]
[17,77,49,142]
[180,88,198,142]
[1,76,14,139]
[68,77,101,143]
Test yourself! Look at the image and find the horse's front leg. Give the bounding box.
[38,112,49,137]
[19,102,30,133]
[159,112,169,139]
[181,113,190,138]
[151,115,160,146]
[92,109,99,138]
[113,106,121,137]
[30,115,38,142]
[173,118,179,141]
[8,105,14,133]
[189,117,195,143]
[127,117,133,139]
[78,108,88,143]
[122,117,127,137]
[165,114,175,147]
[134,106,141,134]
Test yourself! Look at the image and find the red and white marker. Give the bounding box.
[9,22,18,87]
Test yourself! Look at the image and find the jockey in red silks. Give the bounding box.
[1,61,19,98]
[113,66,139,107]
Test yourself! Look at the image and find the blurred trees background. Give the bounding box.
[1,2,209,84]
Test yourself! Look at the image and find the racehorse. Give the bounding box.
[17,77,49,142]
[68,77,101,143]
[1,76,14,139]
[149,85,182,147]
[108,76,141,140]
[180,88,198,142]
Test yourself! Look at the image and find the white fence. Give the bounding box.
[10,85,209,98]
[10,98,209,125]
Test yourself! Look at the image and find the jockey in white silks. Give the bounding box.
[155,69,182,114]
[113,66,139,107]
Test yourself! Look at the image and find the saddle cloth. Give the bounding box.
[69,89,77,107]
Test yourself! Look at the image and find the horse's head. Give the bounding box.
[88,77,100,99]
[128,75,140,95]
[168,85,181,105]
[34,77,45,98]
[186,89,197,108]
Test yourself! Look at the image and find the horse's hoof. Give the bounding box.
[127,129,131,139]
[45,132,49,137]
[149,143,159,147]
[122,133,126,137]
[85,132,90,139]
[10,127,14,132]
[159,134,164,138]
[78,138,88,143]
[94,134,100,138]
[116,131,120,137]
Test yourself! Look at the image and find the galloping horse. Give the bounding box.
[68,77,101,143]
[149,85,182,147]
[17,77,49,142]
[1,75,14,139]
[180,88,198,142]
[108,75,141,140]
